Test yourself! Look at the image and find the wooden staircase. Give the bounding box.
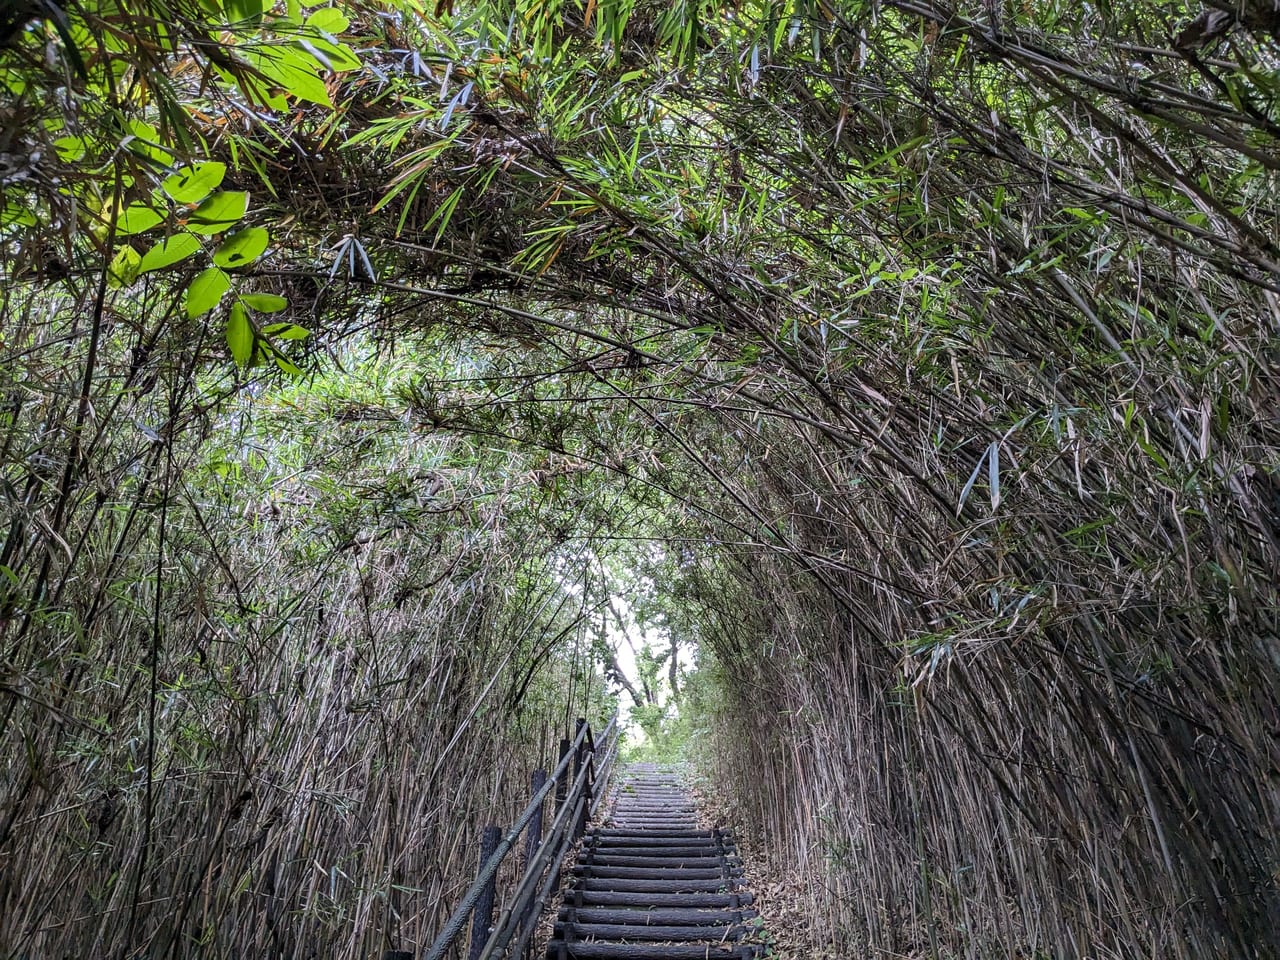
[545,764,762,960]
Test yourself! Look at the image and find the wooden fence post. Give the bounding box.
[522,768,547,870]
[468,825,502,960]
[553,737,569,810]
[572,718,589,840]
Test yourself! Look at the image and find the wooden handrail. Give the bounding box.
[415,714,619,960]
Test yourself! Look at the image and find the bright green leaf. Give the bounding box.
[125,120,174,165]
[215,62,288,111]
[305,8,348,32]
[187,191,249,235]
[241,293,289,313]
[139,233,201,273]
[213,227,270,268]
[163,162,227,204]
[1,202,37,228]
[108,245,142,287]
[244,46,331,107]
[226,302,254,366]
[186,266,231,318]
[53,135,87,161]
[262,322,310,339]
[296,37,361,72]
[224,0,264,25]
[274,355,303,376]
[116,203,164,235]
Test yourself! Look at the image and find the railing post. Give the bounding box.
[516,768,547,958]
[523,769,547,870]
[572,718,589,840]
[468,825,502,960]
[554,737,569,811]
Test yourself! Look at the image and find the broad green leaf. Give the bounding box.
[186,266,231,318]
[125,120,174,165]
[187,191,248,235]
[224,0,264,25]
[1,202,37,228]
[214,62,288,111]
[53,135,87,161]
[305,8,348,32]
[213,227,269,268]
[262,322,310,339]
[241,293,288,313]
[163,162,227,204]
[116,203,164,235]
[226,302,254,366]
[296,37,361,72]
[244,46,331,107]
[274,355,303,376]
[108,245,142,287]
[139,233,201,273]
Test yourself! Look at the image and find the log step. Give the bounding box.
[572,877,742,893]
[545,945,758,959]
[582,854,734,868]
[555,921,743,941]
[571,865,736,880]
[570,891,754,909]
[558,907,756,925]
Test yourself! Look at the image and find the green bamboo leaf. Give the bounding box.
[241,293,288,313]
[1,202,37,228]
[224,0,264,25]
[226,302,254,366]
[244,46,331,107]
[213,227,269,268]
[107,245,142,287]
[125,120,174,165]
[295,36,361,72]
[261,322,309,339]
[163,162,227,204]
[187,191,249,235]
[273,355,303,376]
[139,233,201,273]
[186,266,231,318]
[53,135,87,161]
[116,203,164,235]
[305,8,348,33]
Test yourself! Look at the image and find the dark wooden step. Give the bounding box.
[572,865,732,880]
[571,877,743,893]
[545,944,759,959]
[555,920,743,941]
[569,890,754,909]
[582,854,732,868]
[586,843,724,853]
[558,907,756,926]
[586,829,711,839]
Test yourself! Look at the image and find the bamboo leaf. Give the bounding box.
[226,302,254,366]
